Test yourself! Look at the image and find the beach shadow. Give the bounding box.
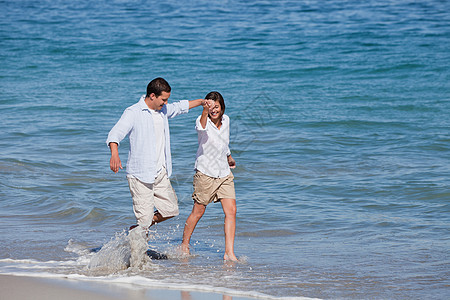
[181,290,233,300]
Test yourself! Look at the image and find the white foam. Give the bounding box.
[0,229,320,300]
[0,258,320,300]
[65,239,93,256]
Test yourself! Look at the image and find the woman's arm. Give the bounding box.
[199,100,214,129]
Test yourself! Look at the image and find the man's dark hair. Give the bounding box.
[146,77,171,97]
[205,91,225,113]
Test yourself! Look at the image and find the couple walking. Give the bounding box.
[106,77,238,261]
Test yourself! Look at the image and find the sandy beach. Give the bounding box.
[0,275,250,300]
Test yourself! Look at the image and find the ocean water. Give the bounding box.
[1,0,449,299]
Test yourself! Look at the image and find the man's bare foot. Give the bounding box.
[224,253,238,261]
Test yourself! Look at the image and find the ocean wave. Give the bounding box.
[238,229,297,238]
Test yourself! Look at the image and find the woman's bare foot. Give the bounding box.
[180,243,191,255]
[224,253,238,261]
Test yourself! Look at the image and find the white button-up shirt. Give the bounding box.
[194,114,231,178]
[106,95,189,184]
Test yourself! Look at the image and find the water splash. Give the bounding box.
[128,226,151,269]
[87,227,152,273]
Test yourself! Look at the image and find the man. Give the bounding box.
[106,77,206,231]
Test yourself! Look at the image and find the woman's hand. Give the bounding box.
[227,155,236,169]
[201,99,215,111]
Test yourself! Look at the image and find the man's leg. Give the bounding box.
[127,177,155,230]
[129,211,173,231]
[151,211,173,225]
[153,169,179,224]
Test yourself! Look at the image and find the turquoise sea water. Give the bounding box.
[1,0,449,299]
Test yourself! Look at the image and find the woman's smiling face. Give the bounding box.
[209,100,223,121]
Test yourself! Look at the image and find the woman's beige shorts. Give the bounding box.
[192,171,235,205]
[127,168,179,228]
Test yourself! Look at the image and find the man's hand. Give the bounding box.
[109,142,123,173]
[110,154,123,173]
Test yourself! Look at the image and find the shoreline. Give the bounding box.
[0,274,258,300]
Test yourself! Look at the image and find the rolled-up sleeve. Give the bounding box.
[166,100,189,119]
[106,108,134,147]
[195,115,207,132]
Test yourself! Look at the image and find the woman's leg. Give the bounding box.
[220,198,238,261]
[181,202,206,254]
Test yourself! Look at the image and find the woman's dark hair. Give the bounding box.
[146,77,171,97]
[205,91,225,113]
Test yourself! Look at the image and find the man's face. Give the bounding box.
[150,91,170,110]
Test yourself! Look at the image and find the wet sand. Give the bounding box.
[0,274,249,300]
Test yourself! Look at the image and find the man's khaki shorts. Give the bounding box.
[127,168,179,228]
[192,171,235,205]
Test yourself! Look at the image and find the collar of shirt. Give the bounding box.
[207,115,227,130]
[138,95,164,113]
[138,95,149,111]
